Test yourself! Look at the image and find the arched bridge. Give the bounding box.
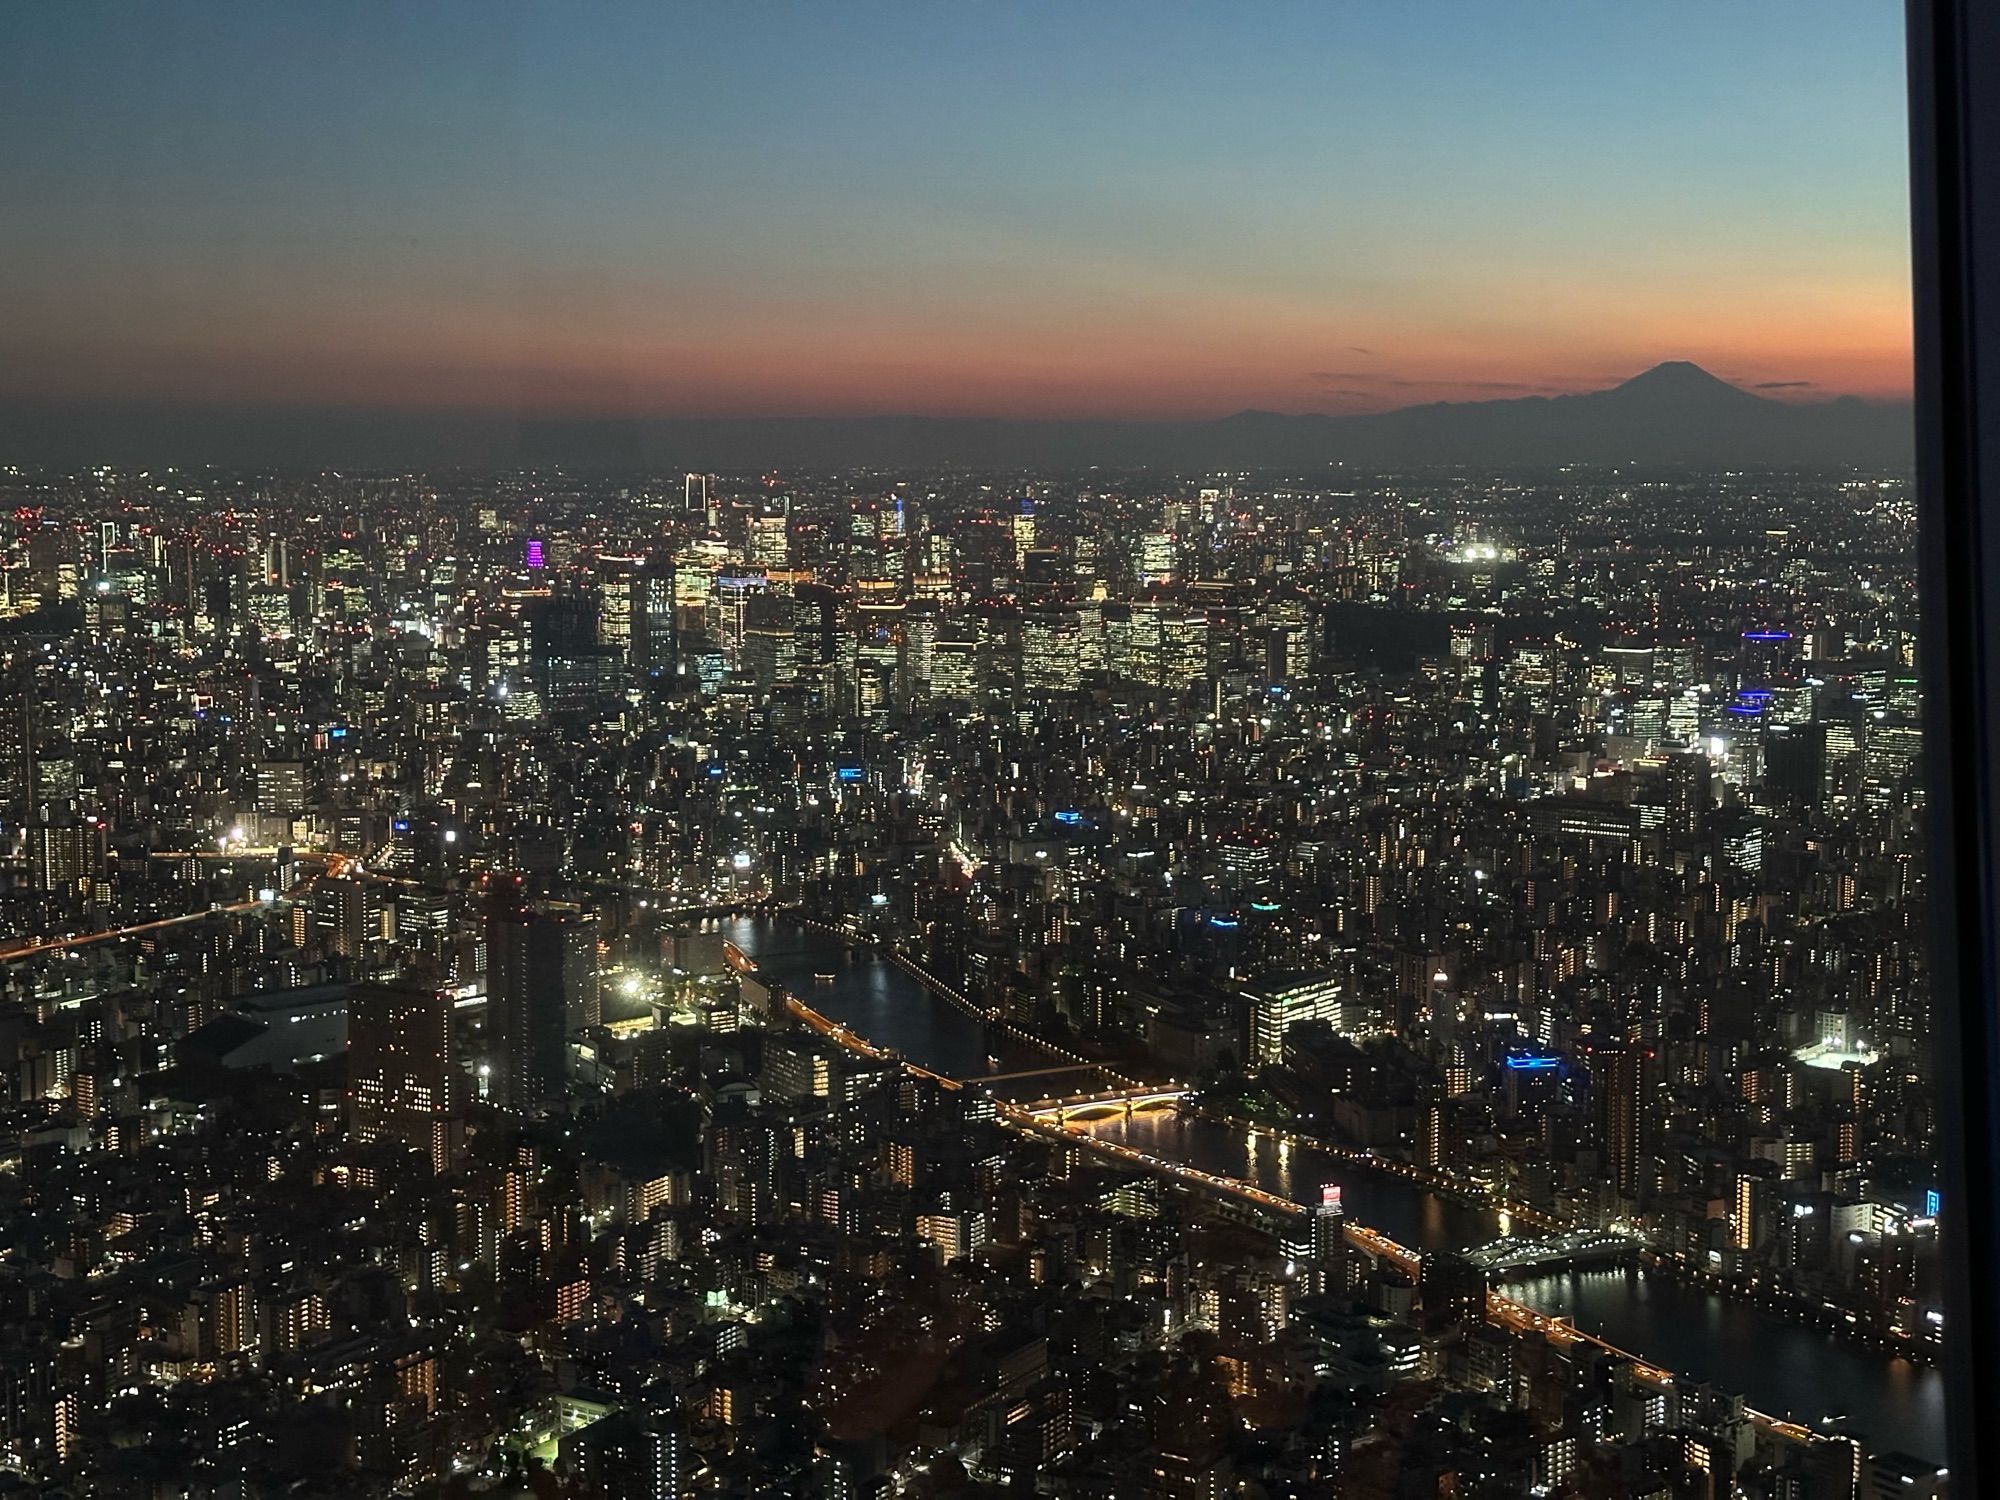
[1019,1086,1192,1122]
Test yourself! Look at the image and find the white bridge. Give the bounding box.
[1464,1230,1640,1277]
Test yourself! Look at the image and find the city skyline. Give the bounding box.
[0,463,1941,1493]
[2,2,1913,433]
[0,4,1952,1494]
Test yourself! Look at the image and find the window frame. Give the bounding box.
[1906,1,2000,1490]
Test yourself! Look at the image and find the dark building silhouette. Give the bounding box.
[1592,1038,1651,1204]
[531,593,618,712]
[348,979,460,1173]
[1418,1250,1489,1337]
[484,878,598,1111]
[1661,749,1712,841]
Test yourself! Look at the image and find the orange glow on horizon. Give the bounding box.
[1,258,1913,421]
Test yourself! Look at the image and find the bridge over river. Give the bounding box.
[718,916,1948,1466]
[1463,1230,1642,1279]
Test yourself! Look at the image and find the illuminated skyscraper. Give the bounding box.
[1661,749,1712,840]
[1243,971,1346,1066]
[596,553,643,659]
[747,506,790,568]
[1011,498,1035,566]
[1282,1184,1349,1298]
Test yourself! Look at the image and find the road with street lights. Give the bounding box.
[723,914,1948,1464]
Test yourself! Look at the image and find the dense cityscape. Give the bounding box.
[0,461,1942,1497]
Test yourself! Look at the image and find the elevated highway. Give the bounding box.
[727,923,1830,1457]
[1034,1102,1815,1448]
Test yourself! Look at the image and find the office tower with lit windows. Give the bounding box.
[596,553,643,660]
[1281,1184,1349,1298]
[1011,497,1035,566]
[1243,971,1346,1066]
[747,505,789,569]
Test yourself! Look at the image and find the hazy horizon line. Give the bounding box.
[0,361,1918,432]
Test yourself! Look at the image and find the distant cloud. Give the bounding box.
[1754,379,1815,389]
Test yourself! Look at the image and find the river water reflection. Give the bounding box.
[721,918,1946,1464]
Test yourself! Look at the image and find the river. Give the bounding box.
[720,917,1948,1465]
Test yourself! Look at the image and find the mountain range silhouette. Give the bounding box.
[0,362,1912,471]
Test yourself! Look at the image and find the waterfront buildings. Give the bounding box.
[0,463,1936,1495]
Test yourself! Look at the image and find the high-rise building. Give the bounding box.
[530,594,616,713]
[1591,1038,1650,1204]
[1243,971,1347,1067]
[747,506,790,569]
[257,759,305,817]
[596,554,643,660]
[1283,1184,1348,1298]
[1011,498,1036,567]
[1661,750,1711,841]
[928,628,979,704]
[27,818,103,897]
[1763,723,1826,807]
[0,681,34,817]
[637,566,677,674]
[348,979,460,1173]
[1019,607,1079,696]
[485,881,598,1111]
[311,875,380,959]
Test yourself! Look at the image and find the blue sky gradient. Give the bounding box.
[0,2,1912,418]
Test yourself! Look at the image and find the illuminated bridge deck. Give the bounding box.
[1020,1086,1193,1118]
[739,928,1825,1456]
[1006,1098,1814,1448]
[1463,1230,1641,1277]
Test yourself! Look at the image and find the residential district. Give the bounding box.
[0,465,1946,1498]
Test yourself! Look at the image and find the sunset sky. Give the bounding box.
[0,1,1913,422]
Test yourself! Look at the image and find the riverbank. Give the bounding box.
[1187,1104,1938,1368]
[721,916,1947,1462]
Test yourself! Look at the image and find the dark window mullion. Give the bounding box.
[1907,1,2000,1490]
